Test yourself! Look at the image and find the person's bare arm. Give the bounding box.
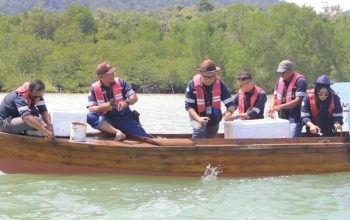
[23,115,53,137]
[41,111,53,132]
[187,108,209,125]
[88,102,111,113]
[270,96,303,112]
[127,93,138,105]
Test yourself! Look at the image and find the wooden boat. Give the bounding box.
[1,131,350,177]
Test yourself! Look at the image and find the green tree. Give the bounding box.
[197,0,214,12]
[64,4,98,42]
[0,2,349,93]
[21,10,62,40]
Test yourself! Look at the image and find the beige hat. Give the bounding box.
[197,59,221,72]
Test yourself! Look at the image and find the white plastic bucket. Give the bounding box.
[70,122,87,142]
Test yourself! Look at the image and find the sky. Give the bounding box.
[285,0,350,12]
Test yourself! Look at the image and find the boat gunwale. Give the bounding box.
[1,131,350,151]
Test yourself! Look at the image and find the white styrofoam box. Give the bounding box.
[50,111,87,137]
[224,119,290,139]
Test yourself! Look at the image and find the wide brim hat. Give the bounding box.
[196,59,221,72]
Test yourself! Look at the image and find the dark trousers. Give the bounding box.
[87,112,148,137]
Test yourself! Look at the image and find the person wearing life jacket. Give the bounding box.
[268,60,307,138]
[301,74,343,137]
[226,72,267,121]
[0,79,54,139]
[87,62,148,141]
[185,59,235,138]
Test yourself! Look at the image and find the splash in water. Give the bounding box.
[201,164,221,181]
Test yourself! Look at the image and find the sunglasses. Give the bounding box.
[236,76,251,81]
[279,70,290,75]
[101,71,115,76]
[317,92,329,97]
[202,75,216,80]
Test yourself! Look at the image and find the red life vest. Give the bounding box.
[307,89,334,122]
[193,74,221,113]
[238,85,262,113]
[92,78,124,115]
[274,72,305,105]
[15,82,40,107]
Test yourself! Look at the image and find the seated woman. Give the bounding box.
[301,74,343,137]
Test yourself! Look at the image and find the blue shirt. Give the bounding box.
[185,79,234,126]
[0,91,47,123]
[273,76,307,123]
[88,78,135,117]
[232,87,267,119]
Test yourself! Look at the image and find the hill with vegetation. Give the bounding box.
[0,2,349,93]
[0,0,283,14]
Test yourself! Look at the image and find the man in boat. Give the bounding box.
[185,59,235,138]
[225,72,267,120]
[87,62,148,141]
[0,79,54,139]
[268,60,307,137]
[301,74,343,137]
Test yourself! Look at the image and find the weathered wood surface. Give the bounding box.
[0,132,350,177]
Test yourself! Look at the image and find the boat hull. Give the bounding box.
[1,132,350,177]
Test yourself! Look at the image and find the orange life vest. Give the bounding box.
[15,82,40,107]
[274,72,304,105]
[238,85,262,113]
[307,89,334,122]
[193,74,221,113]
[92,78,124,115]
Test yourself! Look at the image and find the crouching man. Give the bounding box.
[0,79,54,139]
